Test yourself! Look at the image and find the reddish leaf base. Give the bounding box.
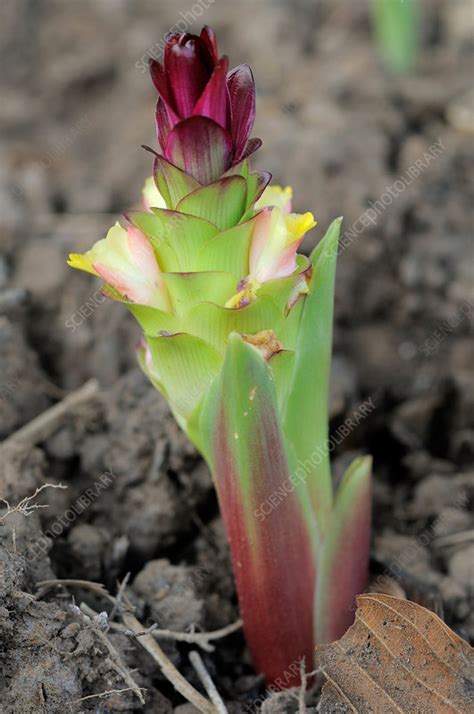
[214,409,316,688]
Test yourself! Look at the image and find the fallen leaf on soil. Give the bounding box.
[316,593,473,714]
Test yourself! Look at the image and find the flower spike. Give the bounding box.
[68,26,372,690]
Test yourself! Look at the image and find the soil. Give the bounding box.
[0,0,473,712]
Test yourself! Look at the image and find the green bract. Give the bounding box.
[126,161,313,443]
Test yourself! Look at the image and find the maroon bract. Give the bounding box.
[150,27,260,184]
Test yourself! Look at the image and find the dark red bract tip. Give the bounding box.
[149,27,260,183]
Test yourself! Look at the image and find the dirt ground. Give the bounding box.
[0,0,473,712]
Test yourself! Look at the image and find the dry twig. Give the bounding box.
[0,483,67,523]
[35,578,116,604]
[70,686,146,705]
[150,619,242,652]
[108,618,241,652]
[298,663,320,713]
[298,659,306,713]
[189,650,228,714]
[0,379,99,448]
[108,572,131,624]
[121,609,218,713]
[79,602,146,704]
[35,577,219,714]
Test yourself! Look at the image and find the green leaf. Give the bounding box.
[126,211,177,270]
[147,332,223,426]
[136,340,165,394]
[197,333,317,684]
[161,271,237,316]
[128,210,219,272]
[372,0,420,73]
[154,155,201,209]
[245,171,271,210]
[128,303,178,335]
[277,295,305,353]
[100,286,177,334]
[177,176,247,231]
[182,297,281,355]
[268,349,296,412]
[314,456,372,644]
[283,217,342,535]
[223,159,250,179]
[195,216,257,275]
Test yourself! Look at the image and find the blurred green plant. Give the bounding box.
[372,0,421,72]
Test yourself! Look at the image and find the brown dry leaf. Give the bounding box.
[317,593,473,714]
